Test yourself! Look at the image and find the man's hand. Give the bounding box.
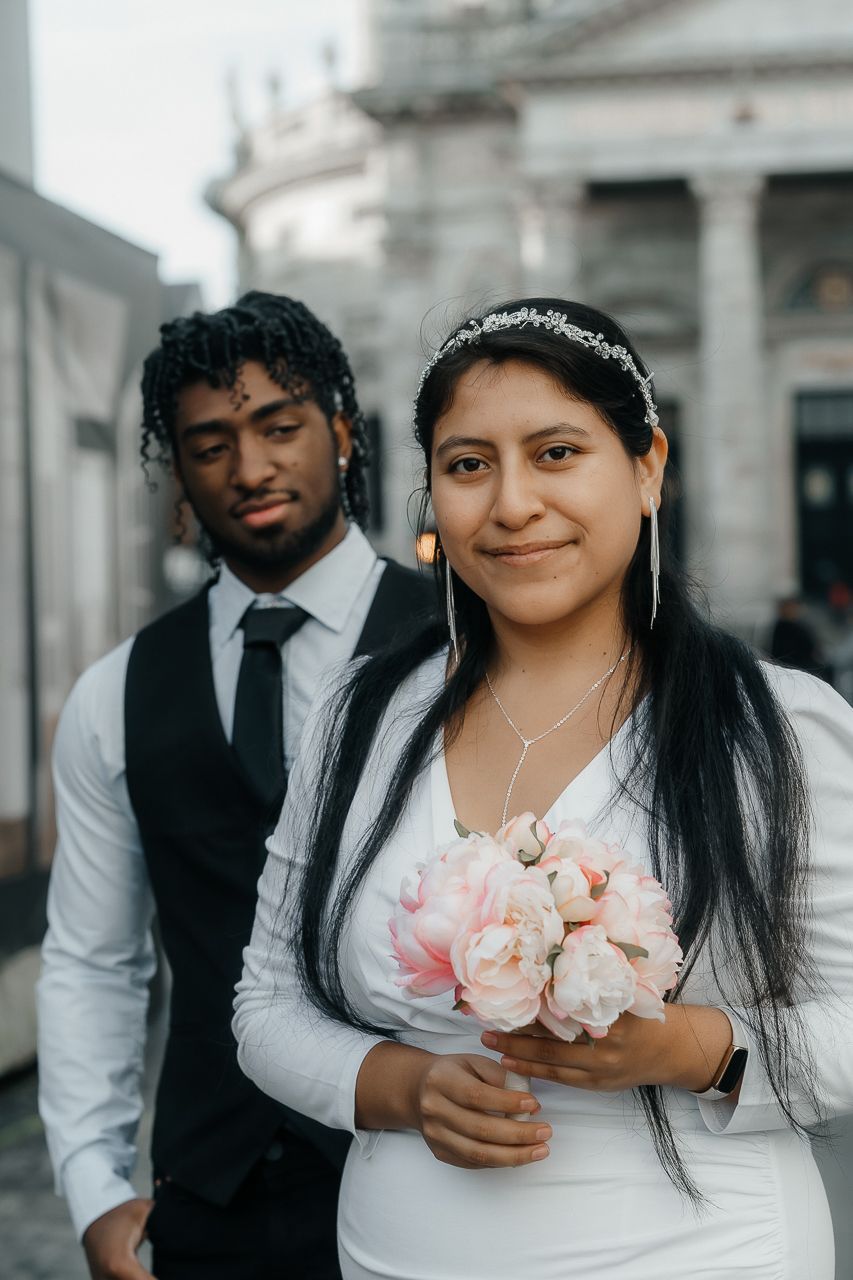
[83,1198,155,1280]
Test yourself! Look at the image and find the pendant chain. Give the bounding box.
[486,651,631,827]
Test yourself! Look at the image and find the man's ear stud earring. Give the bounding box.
[338,456,348,471]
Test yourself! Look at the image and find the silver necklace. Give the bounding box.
[486,652,630,826]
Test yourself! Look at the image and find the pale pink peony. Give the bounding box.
[546,820,622,879]
[544,924,637,1039]
[538,853,598,923]
[537,820,614,923]
[593,861,676,950]
[628,930,683,1020]
[497,812,551,862]
[451,860,563,1031]
[572,858,680,1024]
[390,834,512,998]
[592,866,649,942]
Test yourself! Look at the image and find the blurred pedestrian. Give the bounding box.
[828,579,853,619]
[770,596,824,677]
[828,610,853,706]
[37,293,432,1280]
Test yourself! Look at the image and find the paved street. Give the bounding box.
[0,1012,164,1280]
[0,1065,91,1280]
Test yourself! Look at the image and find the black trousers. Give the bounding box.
[147,1128,342,1279]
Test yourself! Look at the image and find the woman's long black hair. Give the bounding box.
[289,298,817,1199]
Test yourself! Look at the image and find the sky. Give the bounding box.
[29,0,365,307]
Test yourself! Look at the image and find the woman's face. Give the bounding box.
[430,359,667,630]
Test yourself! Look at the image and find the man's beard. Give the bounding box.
[195,488,342,578]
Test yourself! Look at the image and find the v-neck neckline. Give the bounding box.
[431,713,634,844]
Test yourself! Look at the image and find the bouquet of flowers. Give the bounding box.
[390,814,681,1102]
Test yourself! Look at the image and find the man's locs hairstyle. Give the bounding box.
[140,291,370,529]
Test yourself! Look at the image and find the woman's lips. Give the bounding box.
[488,542,568,566]
[239,502,289,528]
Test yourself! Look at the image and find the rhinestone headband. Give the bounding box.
[416,306,659,428]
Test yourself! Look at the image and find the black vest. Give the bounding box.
[125,560,432,1206]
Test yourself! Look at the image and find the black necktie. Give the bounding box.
[232,605,309,804]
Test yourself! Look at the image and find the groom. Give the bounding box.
[37,292,431,1280]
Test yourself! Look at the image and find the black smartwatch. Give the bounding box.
[691,1013,748,1101]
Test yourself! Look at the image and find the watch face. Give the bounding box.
[717,1046,748,1096]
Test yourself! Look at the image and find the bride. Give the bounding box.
[234,299,853,1279]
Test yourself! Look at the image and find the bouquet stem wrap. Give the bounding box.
[504,1068,532,1121]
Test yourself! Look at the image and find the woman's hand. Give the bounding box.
[355,1041,552,1169]
[481,1005,734,1095]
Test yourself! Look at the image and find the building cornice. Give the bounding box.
[353,85,515,127]
[515,0,688,63]
[511,45,853,89]
[208,145,372,222]
[766,311,853,345]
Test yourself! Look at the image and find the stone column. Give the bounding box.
[0,247,30,877]
[690,171,769,636]
[520,177,585,301]
[373,129,434,566]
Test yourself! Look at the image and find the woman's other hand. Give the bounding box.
[355,1041,551,1169]
[481,1005,734,1095]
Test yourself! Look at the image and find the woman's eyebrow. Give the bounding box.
[434,434,493,460]
[435,422,591,459]
[521,422,592,445]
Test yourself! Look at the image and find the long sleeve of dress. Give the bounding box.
[698,666,853,1136]
[233,669,387,1141]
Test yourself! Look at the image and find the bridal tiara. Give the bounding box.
[416,307,659,429]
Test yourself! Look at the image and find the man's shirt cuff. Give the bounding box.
[61,1144,141,1242]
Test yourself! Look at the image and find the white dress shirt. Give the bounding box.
[234,659,853,1280]
[37,525,384,1240]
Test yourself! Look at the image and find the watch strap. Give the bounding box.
[691,1039,742,1100]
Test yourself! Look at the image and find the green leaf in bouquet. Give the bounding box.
[530,821,547,856]
[610,940,649,961]
[547,870,558,885]
[453,819,471,839]
[517,848,540,864]
[589,870,610,900]
[582,1030,596,1049]
[546,943,564,973]
[453,996,469,1012]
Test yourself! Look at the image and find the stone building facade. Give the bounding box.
[209,0,853,639]
[0,1,201,1074]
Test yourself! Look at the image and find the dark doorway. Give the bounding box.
[796,391,853,604]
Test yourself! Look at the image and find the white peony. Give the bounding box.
[545,924,637,1039]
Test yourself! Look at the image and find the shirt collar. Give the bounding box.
[208,524,378,653]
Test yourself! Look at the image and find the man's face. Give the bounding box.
[173,360,352,589]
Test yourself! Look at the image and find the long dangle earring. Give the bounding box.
[649,496,660,629]
[445,556,459,665]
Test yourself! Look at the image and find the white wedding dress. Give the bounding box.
[235,652,853,1280]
